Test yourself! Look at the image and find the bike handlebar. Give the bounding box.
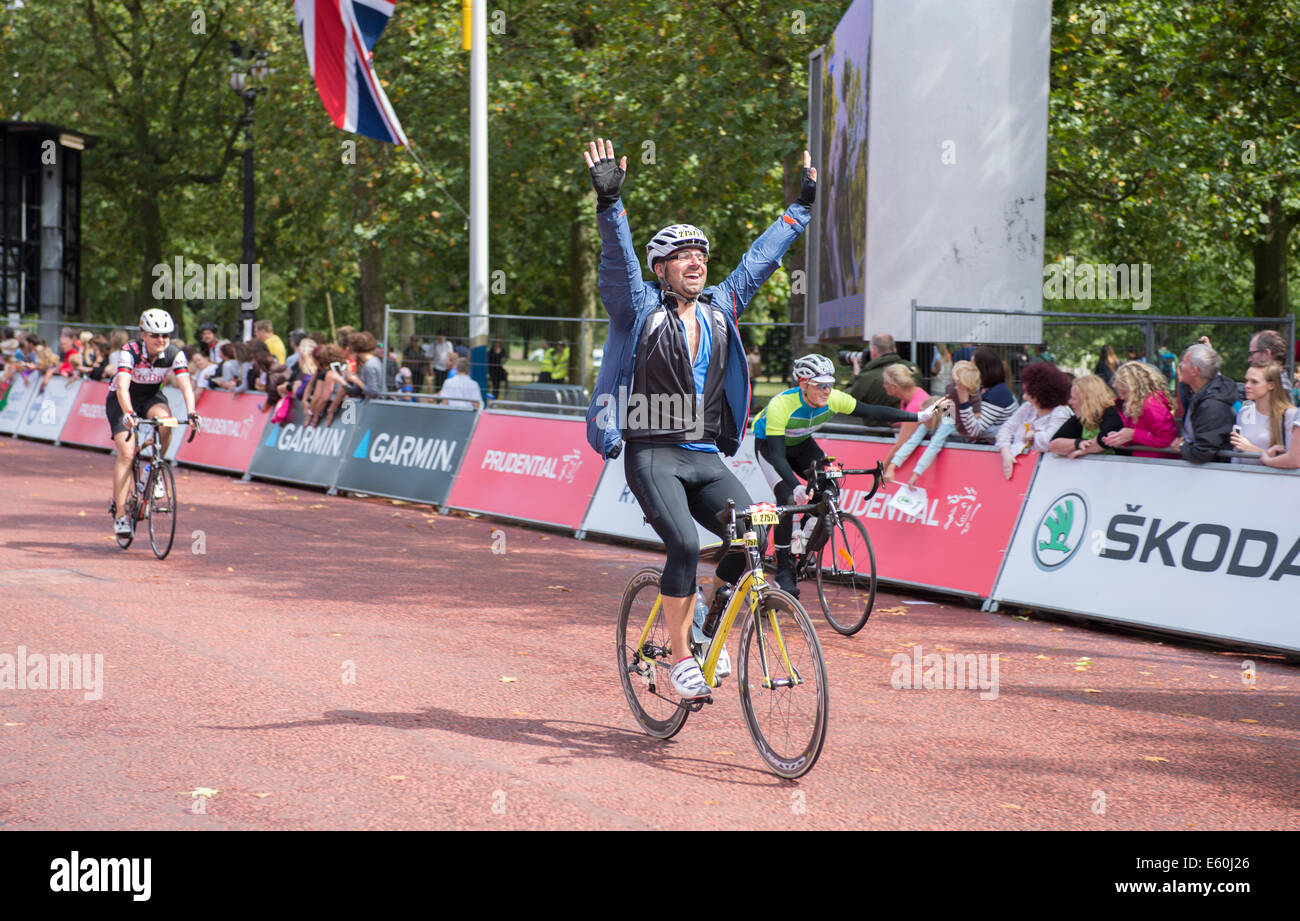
[125,416,199,444]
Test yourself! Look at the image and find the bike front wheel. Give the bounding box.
[737,588,828,778]
[147,463,177,560]
[615,567,689,740]
[813,513,876,636]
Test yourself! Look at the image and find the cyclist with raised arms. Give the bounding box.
[753,353,946,595]
[108,308,201,538]
[584,137,815,701]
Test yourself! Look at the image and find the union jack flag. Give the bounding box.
[294,0,410,146]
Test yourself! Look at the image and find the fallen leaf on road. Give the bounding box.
[1142,756,1169,763]
[867,767,883,773]
[3,722,24,727]
[387,775,406,781]
[1013,615,1029,621]
[714,751,734,756]
[185,788,220,797]
[252,793,272,799]
[1082,688,1101,693]
[226,567,234,572]
[328,633,342,637]
[998,803,1023,810]
[77,510,86,517]
[310,504,327,509]
[1239,718,1258,723]
[500,676,517,683]
[1034,655,1049,660]
[547,585,572,592]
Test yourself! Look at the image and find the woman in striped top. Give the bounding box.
[955,346,1019,442]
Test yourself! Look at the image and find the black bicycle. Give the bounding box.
[111,417,196,559]
[767,457,882,636]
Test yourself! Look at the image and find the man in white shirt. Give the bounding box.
[437,357,482,409]
[430,333,455,390]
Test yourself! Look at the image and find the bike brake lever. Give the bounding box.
[862,461,885,502]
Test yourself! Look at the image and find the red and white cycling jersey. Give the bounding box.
[110,340,189,394]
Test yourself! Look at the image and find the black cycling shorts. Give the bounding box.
[622,442,757,598]
[755,437,825,547]
[106,391,170,438]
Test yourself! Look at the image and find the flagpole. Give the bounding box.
[468,0,489,394]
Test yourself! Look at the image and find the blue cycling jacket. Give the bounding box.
[585,197,811,458]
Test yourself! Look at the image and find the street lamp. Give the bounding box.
[229,41,268,342]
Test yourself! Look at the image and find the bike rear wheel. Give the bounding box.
[813,513,876,636]
[615,567,689,740]
[737,588,829,778]
[147,463,177,560]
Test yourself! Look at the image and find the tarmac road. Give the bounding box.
[1,436,1296,830]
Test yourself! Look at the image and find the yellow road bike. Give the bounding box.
[615,499,829,778]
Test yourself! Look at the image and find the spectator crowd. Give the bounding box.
[839,330,1300,481]
[0,320,489,427]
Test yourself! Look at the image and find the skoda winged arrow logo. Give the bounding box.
[1032,491,1089,572]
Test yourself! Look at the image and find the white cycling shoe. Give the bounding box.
[670,658,712,699]
[113,516,132,537]
[153,477,166,499]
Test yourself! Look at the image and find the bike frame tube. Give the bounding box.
[700,568,760,685]
[634,594,664,662]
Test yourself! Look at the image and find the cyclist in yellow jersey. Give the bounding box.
[753,354,946,594]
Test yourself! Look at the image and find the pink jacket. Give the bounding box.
[1119,393,1177,457]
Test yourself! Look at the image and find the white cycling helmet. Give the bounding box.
[645,223,710,273]
[793,353,836,384]
[139,308,175,335]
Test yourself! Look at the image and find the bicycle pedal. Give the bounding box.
[684,696,713,712]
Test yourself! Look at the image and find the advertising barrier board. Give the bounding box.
[59,380,114,450]
[15,377,82,442]
[446,411,602,529]
[61,383,194,460]
[246,398,358,488]
[580,435,776,547]
[174,390,270,474]
[160,386,191,461]
[816,435,1038,597]
[993,454,1300,653]
[0,373,39,435]
[333,401,477,504]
